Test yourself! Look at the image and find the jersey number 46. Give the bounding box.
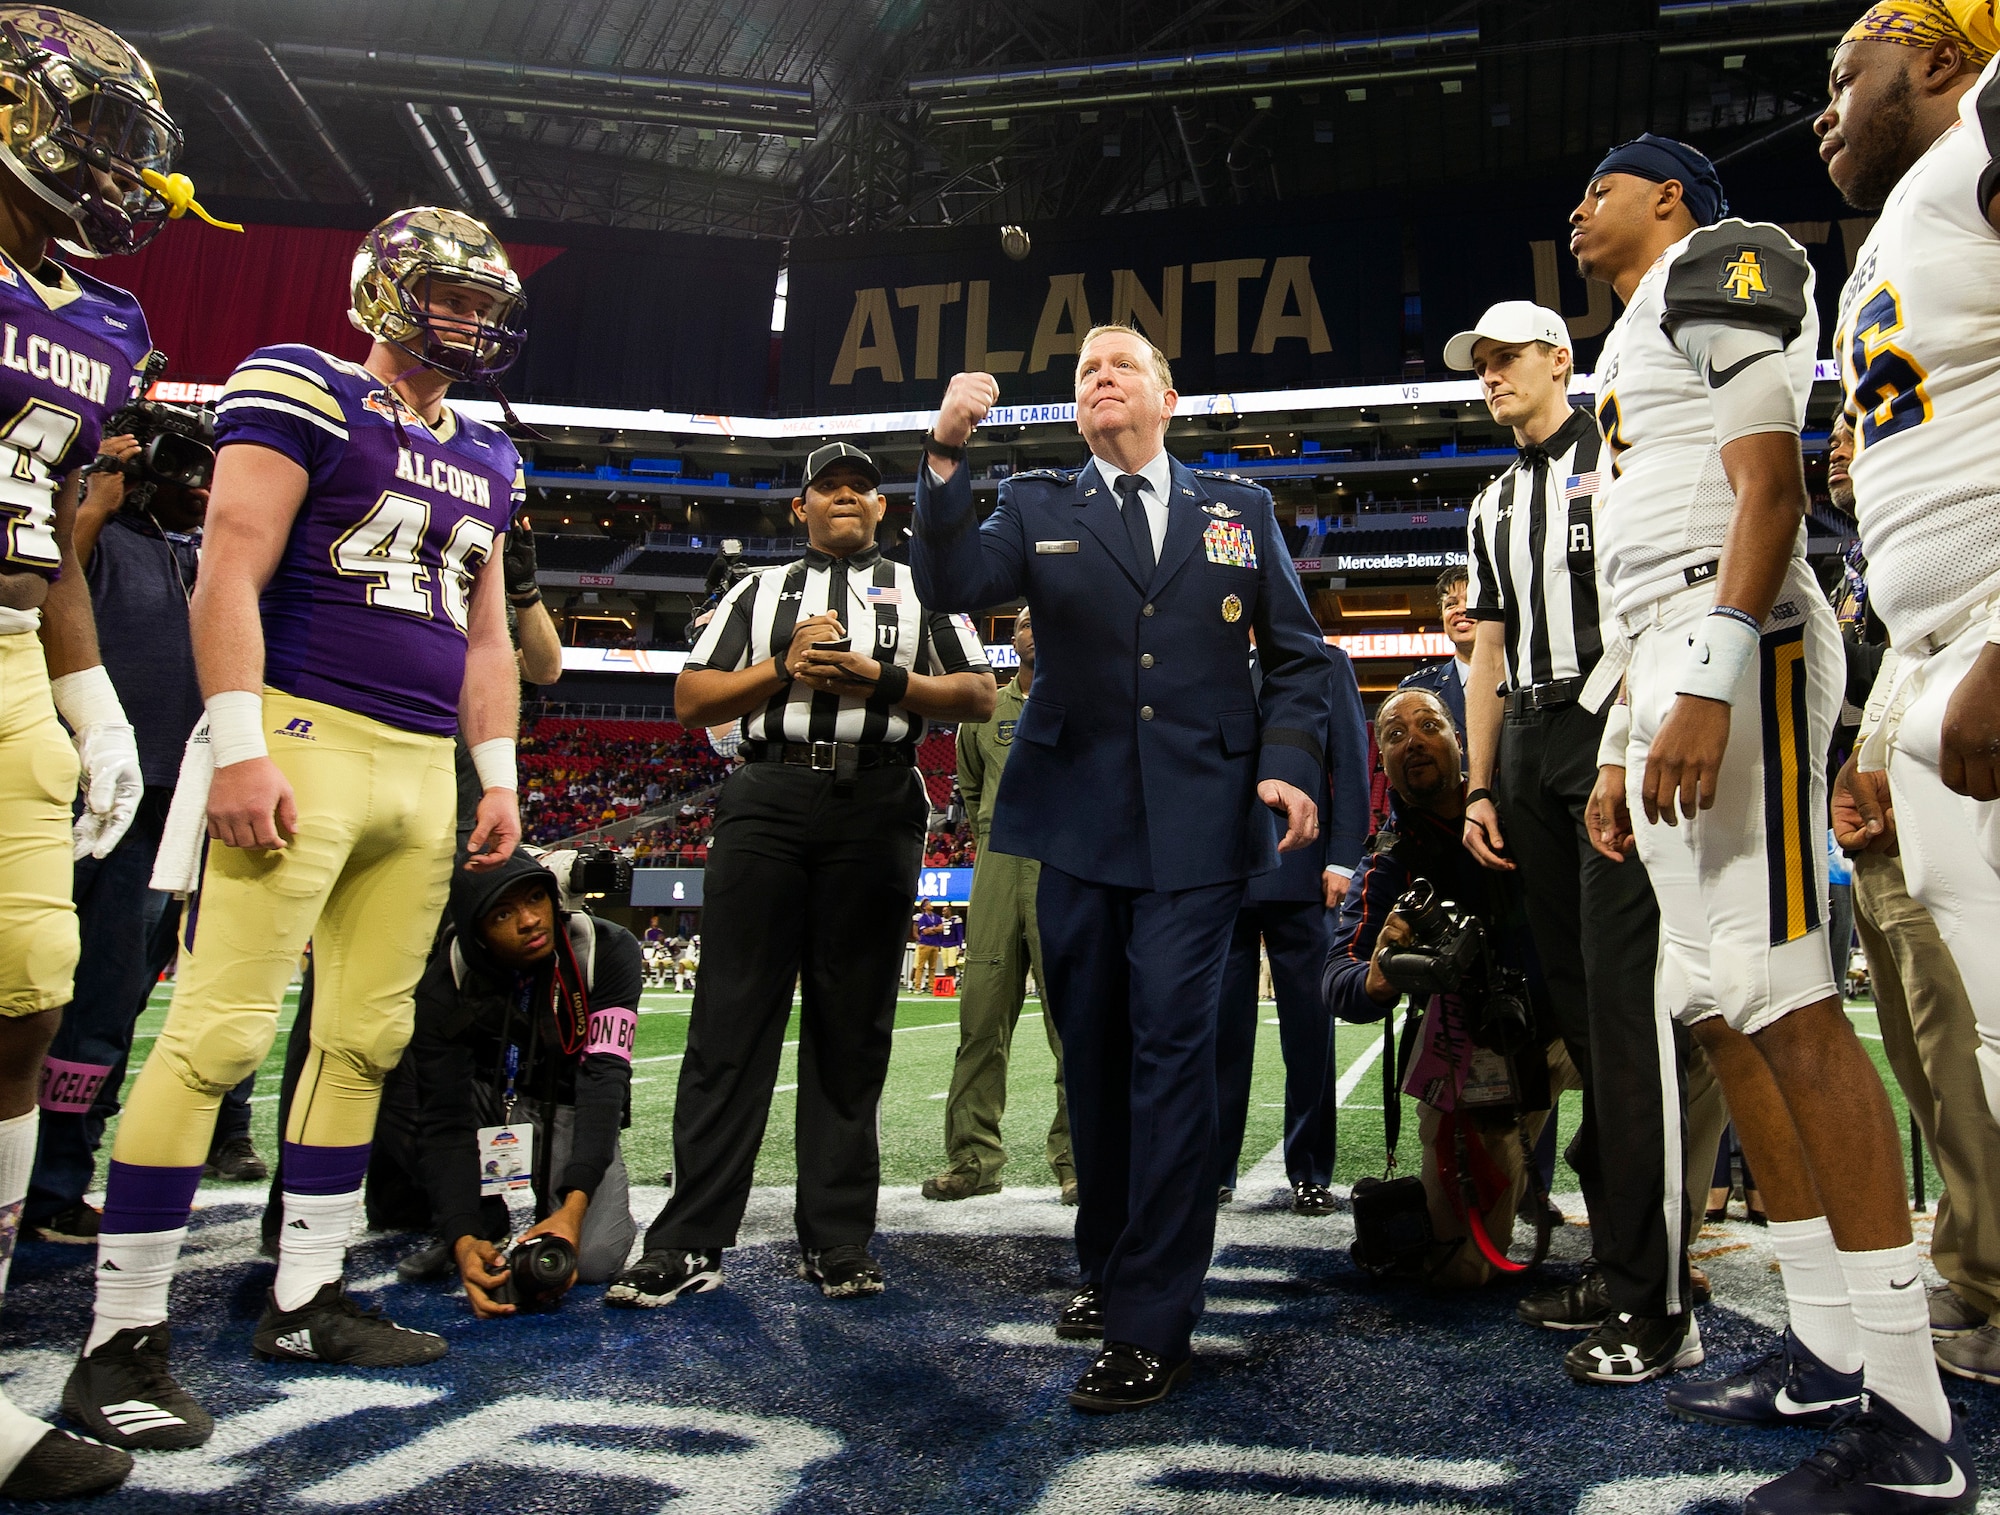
[330,490,495,632]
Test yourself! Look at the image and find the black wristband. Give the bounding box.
[508,591,542,608]
[922,431,965,463]
[1464,788,1494,808]
[875,662,910,705]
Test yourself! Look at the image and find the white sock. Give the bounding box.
[1840,1242,1954,1442]
[1770,1216,1862,1374]
[272,1189,359,1312]
[0,1108,37,1298]
[0,1389,51,1485]
[86,1227,186,1354]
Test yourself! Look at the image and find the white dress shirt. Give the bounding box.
[1086,450,1171,560]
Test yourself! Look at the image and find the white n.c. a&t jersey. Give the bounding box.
[1591,218,1819,619]
[1836,54,2000,650]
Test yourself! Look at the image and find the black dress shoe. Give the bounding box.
[1068,1341,1191,1412]
[1291,1181,1337,1216]
[1055,1285,1103,1340]
[1517,1266,1610,1330]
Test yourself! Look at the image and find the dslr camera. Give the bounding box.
[97,353,217,507]
[1376,879,1533,1055]
[568,844,633,903]
[489,1233,577,1313]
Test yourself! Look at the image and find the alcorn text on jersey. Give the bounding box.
[0,249,152,578]
[213,344,524,735]
[1836,55,2000,650]
[1591,220,1818,618]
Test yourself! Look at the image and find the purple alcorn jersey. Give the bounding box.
[213,344,524,735]
[0,249,152,577]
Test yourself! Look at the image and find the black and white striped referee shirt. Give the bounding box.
[688,544,989,745]
[1464,409,1619,690]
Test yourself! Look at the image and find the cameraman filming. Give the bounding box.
[407,850,640,1317]
[1324,688,1574,1287]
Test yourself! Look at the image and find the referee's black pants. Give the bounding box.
[1497,699,1692,1318]
[643,760,928,1254]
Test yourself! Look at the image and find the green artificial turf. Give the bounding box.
[109,987,1940,1208]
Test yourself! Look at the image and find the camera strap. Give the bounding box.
[1379,1010,1400,1172]
[1436,1109,1554,1275]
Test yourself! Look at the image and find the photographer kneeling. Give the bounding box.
[1324,689,1576,1287]
[409,851,641,1316]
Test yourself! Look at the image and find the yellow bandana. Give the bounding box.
[1841,0,1998,65]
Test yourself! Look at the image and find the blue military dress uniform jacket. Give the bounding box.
[913,455,1331,892]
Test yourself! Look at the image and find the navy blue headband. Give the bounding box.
[1590,133,1728,226]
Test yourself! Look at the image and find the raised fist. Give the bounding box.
[934,372,1000,449]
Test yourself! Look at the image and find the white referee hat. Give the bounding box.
[1443,301,1570,372]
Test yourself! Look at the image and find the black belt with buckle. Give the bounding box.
[742,740,916,772]
[1504,677,1585,715]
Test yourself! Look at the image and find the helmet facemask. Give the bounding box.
[350,208,527,386]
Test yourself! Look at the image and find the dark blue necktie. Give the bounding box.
[1116,473,1155,579]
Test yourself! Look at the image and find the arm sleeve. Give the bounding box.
[559,924,643,1202]
[919,610,988,676]
[1324,650,1373,871]
[1322,852,1406,1026]
[684,572,761,673]
[1465,484,1508,622]
[211,348,348,488]
[911,464,1029,612]
[409,1000,488,1251]
[1247,487,1333,793]
[1669,320,1804,447]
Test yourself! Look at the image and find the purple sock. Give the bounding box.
[100,1161,204,1235]
[280,1142,371,1196]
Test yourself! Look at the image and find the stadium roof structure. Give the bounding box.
[94,0,1858,237]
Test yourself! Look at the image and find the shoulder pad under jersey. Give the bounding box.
[1662,220,1813,344]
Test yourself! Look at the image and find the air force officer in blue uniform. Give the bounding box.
[913,326,1332,1411]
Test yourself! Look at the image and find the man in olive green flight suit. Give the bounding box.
[923,608,1076,1203]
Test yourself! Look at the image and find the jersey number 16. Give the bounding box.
[1844,283,1932,448]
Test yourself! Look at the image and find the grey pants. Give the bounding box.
[477,1091,638,1284]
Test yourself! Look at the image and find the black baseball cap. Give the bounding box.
[804,441,881,490]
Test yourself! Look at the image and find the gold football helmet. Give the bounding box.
[349,206,528,383]
[0,8,191,256]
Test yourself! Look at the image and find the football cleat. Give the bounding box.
[60,1325,212,1451]
[1744,1398,1977,1514]
[0,8,194,257]
[251,1282,446,1367]
[798,1245,884,1299]
[1563,1310,1703,1384]
[605,1249,723,1309]
[1518,1266,1611,1331]
[0,1427,131,1499]
[1665,1328,1863,1428]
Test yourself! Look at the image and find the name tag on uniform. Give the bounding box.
[1035,539,1080,554]
[1203,522,1257,568]
[477,1123,534,1195]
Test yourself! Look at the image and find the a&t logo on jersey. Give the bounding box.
[1720,248,1768,304]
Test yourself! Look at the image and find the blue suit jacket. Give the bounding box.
[913,456,1332,893]
[1247,646,1371,903]
[1397,657,1469,755]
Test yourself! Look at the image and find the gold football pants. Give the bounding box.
[0,629,78,1017]
[113,691,456,1166]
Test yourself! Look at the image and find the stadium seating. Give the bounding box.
[533,534,624,572]
[519,717,733,844]
[916,731,956,808]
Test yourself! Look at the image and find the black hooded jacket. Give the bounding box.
[410,850,643,1248]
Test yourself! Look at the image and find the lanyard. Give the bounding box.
[501,1044,520,1124]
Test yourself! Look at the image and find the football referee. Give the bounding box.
[1448,304,1692,1365]
[608,443,996,1308]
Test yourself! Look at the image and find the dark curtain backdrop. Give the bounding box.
[104,200,780,412]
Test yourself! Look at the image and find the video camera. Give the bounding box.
[98,352,216,506]
[704,537,750,597]
[1377,880,1533,1056]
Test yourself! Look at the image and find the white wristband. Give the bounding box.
[1597,701,1633,770]
[50,665,126,730]
[205,690,268,769]
[1987,600,2000,646]
[470,737,518,792]
[1677,610,1761,705]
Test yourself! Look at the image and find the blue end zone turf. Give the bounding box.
[5,1178,1993,1513]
